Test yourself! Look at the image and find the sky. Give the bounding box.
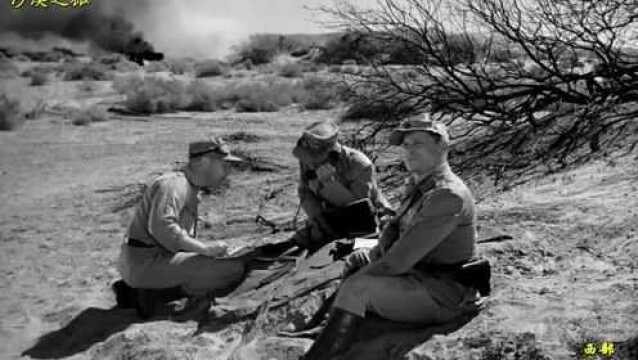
[0,0,379,59]
[135,0,339,58]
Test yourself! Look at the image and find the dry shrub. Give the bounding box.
[97,54,139,72]
[224,131,262,143]
[29,71,48,86]
[24,99,46,121]
[328,65,342,73]
[232,79,297,112]
[186,78,298,112]
[113,74,189,114]
[143,60,170,73]
[77,80,97,93]
[21,64,60,79]
[0,58,19,78]
[298,75,341,110]
[277,61,303,78]
[195,59,228,77]
[165,58,195,75]
[71,105,109,126]
[63,62,111,81]
[341,97,414,122]
[0,94,24,131]
[184,80,226,112]
[113,74,340,114]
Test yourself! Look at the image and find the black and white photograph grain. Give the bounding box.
[0,0,637,359]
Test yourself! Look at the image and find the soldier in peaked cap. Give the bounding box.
[303,114,486,360]
[113,138,246,318]
[281,120,393,253]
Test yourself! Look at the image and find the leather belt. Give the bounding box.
[413,261,466,273]
[127,238,155,248]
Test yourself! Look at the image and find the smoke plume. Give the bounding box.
[0,1,163,63]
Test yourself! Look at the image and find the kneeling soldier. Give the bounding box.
[113,138,246,318]
[290,120,392,253]
[303,115,485,360]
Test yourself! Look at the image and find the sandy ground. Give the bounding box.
[1,75,637,359]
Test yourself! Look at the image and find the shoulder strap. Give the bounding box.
[392,175,438,223]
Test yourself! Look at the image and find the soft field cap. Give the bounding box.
[388,113,450,146]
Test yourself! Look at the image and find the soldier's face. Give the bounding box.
[198,154,230,188]
[400,132,442,174]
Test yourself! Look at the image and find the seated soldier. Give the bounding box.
[302,115,484,360]
[112,138,246,318]
[279,120,392,254]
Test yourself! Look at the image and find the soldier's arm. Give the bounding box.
[298,162,324,218]
[345,157,374,200]
[147,181,208,254]
[362,189,463,276]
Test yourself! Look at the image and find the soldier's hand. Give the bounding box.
[316,163,337,181]
[343,249,371,277]
[202,242,229,258]
[308,179,320,193]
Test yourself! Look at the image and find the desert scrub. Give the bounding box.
[97,54,139,72]
[194,59,228,78]
[113,74,190,114]
[184,80,226,111]
[277,61,303,78]
[29,71,49,86]
[113,74,336,114]
[0,94,23,131]
[77,80,97,93]
[165,58,196,75]
[231,78,298,112]
[0,58,20,78]
[63,62,111,81]
[144,60,170,73]
[71,105,109,126]
[298,75,342,110]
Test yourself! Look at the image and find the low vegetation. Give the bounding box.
[194,59,228,78]
[63,62,111,81]
[29,71,49,86]
[0,58,20,78]
[113,74,189,114]
[70,105,109,126]
[0,94,23,131]
[113,73,344,114]
[276,61,303,78]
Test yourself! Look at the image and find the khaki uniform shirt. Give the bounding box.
[126,171,200,253]
[298,144,390,219]
[377,164,476,272]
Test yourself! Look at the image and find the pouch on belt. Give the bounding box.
[455,258,491,296]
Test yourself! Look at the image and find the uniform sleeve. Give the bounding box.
[147,180,193,253]
[345,156,374,200]
[298,162,323,219]
[365,188,463,276]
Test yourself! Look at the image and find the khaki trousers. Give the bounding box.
[333,270,480,323]
[117,244,245,297]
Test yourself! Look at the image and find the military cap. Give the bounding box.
[189,137,242,162]
[388,113,450,146]
[300,120,339,149]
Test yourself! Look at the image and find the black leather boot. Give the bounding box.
[302,308,362,360]
[112,280,137,309]
[135,289,157,319]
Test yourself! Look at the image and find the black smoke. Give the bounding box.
[0,1,163,64]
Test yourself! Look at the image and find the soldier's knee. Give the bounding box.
[292,226,312,249]
[341,273,373,296]
[228,260,246,280]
